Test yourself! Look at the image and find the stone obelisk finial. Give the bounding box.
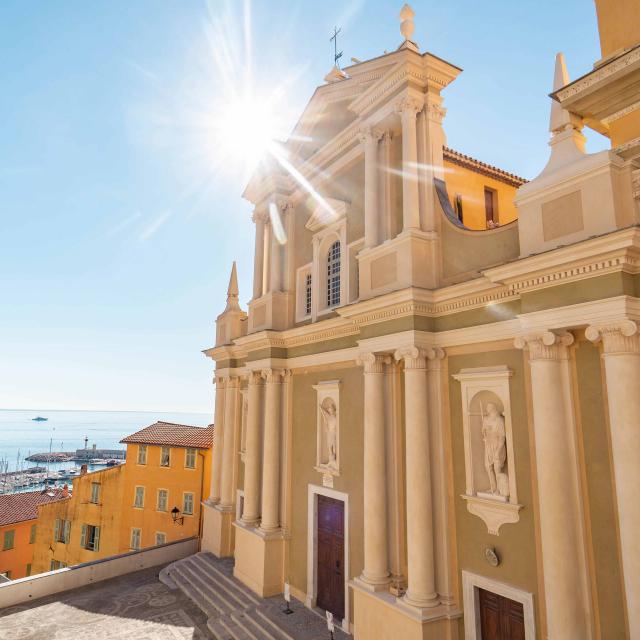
[538,53,585,177]
[398,4,419,52]
[224,261,241,312]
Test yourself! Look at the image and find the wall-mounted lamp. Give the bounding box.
[171,506,184,525]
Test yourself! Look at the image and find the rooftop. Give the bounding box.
[0,489,68,527]
[120,422,214,450]
[443,147,528,187]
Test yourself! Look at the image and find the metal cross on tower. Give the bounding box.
[330,26,343,68]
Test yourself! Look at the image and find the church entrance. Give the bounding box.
[479,588,525,640]
[316,494,345,621]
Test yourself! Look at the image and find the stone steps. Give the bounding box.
[160,552,295,640]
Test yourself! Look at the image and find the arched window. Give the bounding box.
[327,240,341,307]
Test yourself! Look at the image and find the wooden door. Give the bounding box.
[316,495,345,621]
[479,588,525,640]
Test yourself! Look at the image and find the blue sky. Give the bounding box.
[0,1,606,413]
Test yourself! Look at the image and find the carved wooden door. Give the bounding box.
[479,588,525,640]
[316,494,345,621]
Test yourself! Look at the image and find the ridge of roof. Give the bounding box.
[120,421,214,449]
[444,147,528,188]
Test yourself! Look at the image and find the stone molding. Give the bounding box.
[357,352,391,374]
[586,320,640,355]
[514,331,574,361]
[554,45,640,102]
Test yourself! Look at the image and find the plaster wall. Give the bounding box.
[0,520,38,580]
[289,364,364,618]
[444,161,520,230]
[595,0,640,58]
[448,348,540,637]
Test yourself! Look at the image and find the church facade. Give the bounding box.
[201,2,640,638]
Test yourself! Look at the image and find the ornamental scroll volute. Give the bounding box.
[453,365,522,535]
[312,380,340,485]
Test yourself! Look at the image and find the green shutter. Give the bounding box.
[63,520,71,544]
[93,526,100,552]
[53,518,61,543]
[80,524,87,548]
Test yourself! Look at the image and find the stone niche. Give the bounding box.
[312,380,340,487]
[452,366,522,535]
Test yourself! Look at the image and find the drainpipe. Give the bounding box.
[197,451,206,551]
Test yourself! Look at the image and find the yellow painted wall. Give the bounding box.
[32,442,212,575]
[595,0,640,58]
[444,161,520,230]
[0,519,38,579]
[32,467,124,573]
[119,443,211,551]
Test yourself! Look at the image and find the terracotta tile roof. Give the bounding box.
[0,489,68,527]
[120,422,214,449]
[443,147,528,188]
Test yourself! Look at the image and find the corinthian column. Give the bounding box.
[360,127,382,249]
[515,331,592,639]
[252,210,267,299]
[210,375,226,504]
[396,97,422,231]
[220,376,239,509]
[260,368,283,532]
[395,347,438,608]
[269,220,282,293]
[242,371,263,525]
[586,320,640,639]
[358,352,391,588]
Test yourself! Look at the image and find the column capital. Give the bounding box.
[586,320,640,355]
[357,352,391,374]
[252,208,269,224]
[226,375,240,388]
[261,368,286,383]
[246,370,264,385]
[395,95,423,118]
[394,346,429,369]
[358,125,384,145]
[514,331,574,361]
[424,99,446,124]
[214,375,228,388]
[381,130,394,146]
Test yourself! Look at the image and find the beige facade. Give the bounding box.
[202,5,640,639]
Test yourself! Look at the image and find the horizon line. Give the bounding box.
[0,407,212,415]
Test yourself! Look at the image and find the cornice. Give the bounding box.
[443,147,527,188]
[484,226,640,293]
[553,44,640,103]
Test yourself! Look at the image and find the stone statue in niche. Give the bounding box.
[481,402,509,498]
[319,397,338,469]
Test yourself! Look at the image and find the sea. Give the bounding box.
[0,409,211,492]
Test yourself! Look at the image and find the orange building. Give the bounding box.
[32,422,213,575]
[0,489,67,580]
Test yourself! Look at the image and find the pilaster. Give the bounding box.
[586,320,640,639]
[515,331,593,639]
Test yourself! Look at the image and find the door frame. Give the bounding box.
[462,570,535,640]
[306,484,350,633]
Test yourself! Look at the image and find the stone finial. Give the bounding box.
[398,4,418,51]
[536,53,585,177]
[549,53,580,134]
[224,261,241,312]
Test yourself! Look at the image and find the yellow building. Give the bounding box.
[0,489,67,580]
[32,421,212,575]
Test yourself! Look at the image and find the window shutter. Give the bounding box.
[93,526,100,552]
[63,520,71,544]
[80,524,87,549]
[54,519,61,543]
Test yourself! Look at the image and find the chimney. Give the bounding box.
[62,484,69,497]
[80,464,88,476]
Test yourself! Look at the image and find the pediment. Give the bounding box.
[305,197,349,232]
